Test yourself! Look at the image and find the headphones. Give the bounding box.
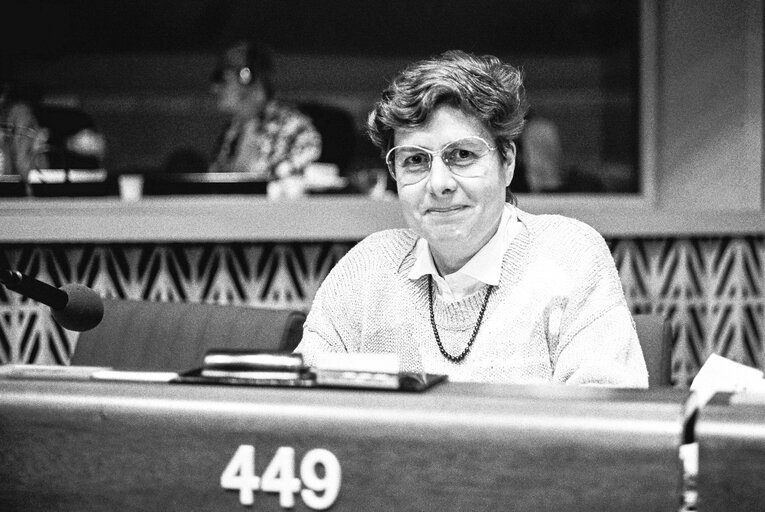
[211,41,273,95]
[236,66,252,86]
[211,65,252,86]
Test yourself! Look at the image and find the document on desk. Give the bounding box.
[175,350,315,387]
[690,353,764,408]
[172,351,448,391]
[313,353,447,391]
[0,364,110,381]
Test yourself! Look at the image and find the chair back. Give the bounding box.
[298,102,357,174]
[71,298,306,371]
[632,313,673,387]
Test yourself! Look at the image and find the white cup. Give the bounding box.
[267,176,305,200]
[118,174,144,201]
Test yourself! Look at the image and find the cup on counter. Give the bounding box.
[118,174,144,201]
[349,168,389,199]
[267,175,306,200]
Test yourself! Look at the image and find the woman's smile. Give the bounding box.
[425,204,469,215]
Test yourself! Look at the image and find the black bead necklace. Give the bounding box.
[428,275,494,363]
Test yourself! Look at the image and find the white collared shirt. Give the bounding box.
[408,203,521,302]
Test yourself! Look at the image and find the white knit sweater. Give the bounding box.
[296,210,648,387]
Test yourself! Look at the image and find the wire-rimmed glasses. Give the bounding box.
[385,135,497,185]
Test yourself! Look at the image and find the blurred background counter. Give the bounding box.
[0,195,763,242]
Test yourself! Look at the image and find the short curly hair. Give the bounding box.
[367,50,529,160]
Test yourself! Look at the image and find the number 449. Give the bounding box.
[221,445,341,509]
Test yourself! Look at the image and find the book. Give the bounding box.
[191,350,311,383]
[202,350,305,372]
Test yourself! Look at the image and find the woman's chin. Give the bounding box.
[421,226,469,247]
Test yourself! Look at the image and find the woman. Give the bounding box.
[208,40,321,180]
[295,50,647,387]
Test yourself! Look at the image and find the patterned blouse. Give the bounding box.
[209,100,322,179]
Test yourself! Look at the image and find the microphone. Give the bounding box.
[0,269,104,331]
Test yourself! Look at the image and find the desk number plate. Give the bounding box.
[221,445,341,509]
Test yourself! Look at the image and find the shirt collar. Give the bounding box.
[408,203,517,287]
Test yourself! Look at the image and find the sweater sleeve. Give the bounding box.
[549,222,648,387]
[293,260,357,367]
[293,232,386,366]
[294,229,416,367]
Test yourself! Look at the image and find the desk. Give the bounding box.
[0,379,686,511]
[695,393,765,510]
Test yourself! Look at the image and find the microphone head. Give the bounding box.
[51,283,104,332]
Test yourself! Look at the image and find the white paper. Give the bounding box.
[90,370,179,382]
[314,352,400,374]
[0,364,111,380]
[690,354,764,408]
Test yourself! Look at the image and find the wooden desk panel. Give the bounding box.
[695,395,765,511]
[0,379,686,511]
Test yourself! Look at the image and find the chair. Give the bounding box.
[70,298,306,371]
[632,313,674,387]
[298,102,357,175]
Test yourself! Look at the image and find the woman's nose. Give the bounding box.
[426,156,457,194]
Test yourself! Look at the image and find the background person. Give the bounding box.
[35,103,106,170]
[1,83,106,177]
[517,113,564,192]
[295,50,647,387]
[0,85,49,179]
[513,110,605,194]
[207,40,321,181]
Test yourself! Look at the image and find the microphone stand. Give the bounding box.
[0,269,68,310]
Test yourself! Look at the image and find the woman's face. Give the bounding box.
[211,70,266,118]
[394,105,515,273]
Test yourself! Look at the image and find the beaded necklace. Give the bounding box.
[428,275,494,363]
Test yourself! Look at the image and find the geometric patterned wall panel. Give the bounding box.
[611,236,764,386]
[0,242,353,367]
[1,236,763,386]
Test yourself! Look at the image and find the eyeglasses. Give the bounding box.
[385,136,497,185]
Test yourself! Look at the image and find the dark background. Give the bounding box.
[1,0,640,191]
[2,0,637,59]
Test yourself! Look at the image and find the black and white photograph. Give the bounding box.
[1,1,763,510]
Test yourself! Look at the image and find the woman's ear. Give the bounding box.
[502,142,516,187]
